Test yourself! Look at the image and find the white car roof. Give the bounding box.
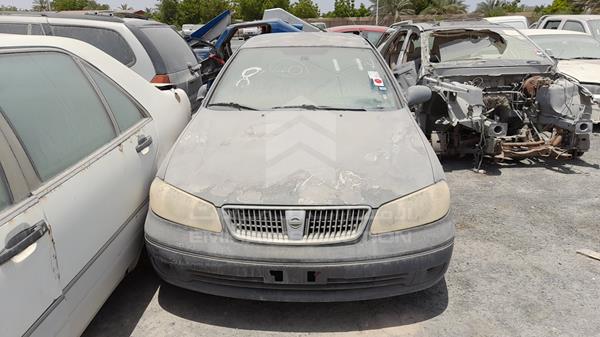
[541,15,600,21]
[485,15,527,22]
[521,29,588,36]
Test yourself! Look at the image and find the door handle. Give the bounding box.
[0,220,48,265]
[136,135,153,154]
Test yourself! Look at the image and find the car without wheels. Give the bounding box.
[378,21,594,164]
[145,32,454,302]
[0,34,190,337]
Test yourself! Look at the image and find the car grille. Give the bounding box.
[222,206,371,245]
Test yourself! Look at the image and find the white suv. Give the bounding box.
[535,15,600,41]
[0,13,203,111]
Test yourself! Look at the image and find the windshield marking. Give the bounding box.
[332,58,340,72]
[236,67,262,87]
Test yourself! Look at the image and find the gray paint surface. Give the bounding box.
[163,108,436,207]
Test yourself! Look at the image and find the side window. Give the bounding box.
[85,65,145,131]
[0,52,116,181]
[544,20,561,30]
[51,25,135,66]
[387,31,408,68]
[0,169,11,211]
[563,20,585,32]
[0,23,29,35]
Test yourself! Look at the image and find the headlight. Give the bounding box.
[370,181,450,234]
[149,178,222,232]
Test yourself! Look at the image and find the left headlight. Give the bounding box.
[149,178,222,232]
[370,181,450,234]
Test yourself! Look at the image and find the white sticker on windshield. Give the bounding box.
[368,71,384,87]
[355,58,364,71]
[332,59,340,72]
[236,67,262,87]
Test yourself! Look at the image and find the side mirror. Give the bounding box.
[406,85,432,106]
[197,84,208,103]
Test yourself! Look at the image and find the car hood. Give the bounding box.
[557,59,600,84]
[162,109,436,208]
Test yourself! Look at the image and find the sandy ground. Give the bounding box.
[83,133,600,337]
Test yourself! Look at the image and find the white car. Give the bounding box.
[534,14,600,41]
[522,29,600,123]
[0,34,190,337]
[484,15,528,29]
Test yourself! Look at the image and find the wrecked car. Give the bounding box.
[379,21,594,164]
[145,33,454,302]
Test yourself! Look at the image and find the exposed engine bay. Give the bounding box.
[419,73,593,164]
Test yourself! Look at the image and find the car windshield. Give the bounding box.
[138,26,198,73]
[208,47,401,111]
[429,28,550,63]
[529,34,600,60]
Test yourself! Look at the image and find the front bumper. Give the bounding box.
[145,210,454,302]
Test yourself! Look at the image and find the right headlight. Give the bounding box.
[149,178,222,232]
[370,181,450,234]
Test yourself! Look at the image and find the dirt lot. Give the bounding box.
[83,133,600,337]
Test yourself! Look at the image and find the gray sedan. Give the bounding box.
[144,33,454,302]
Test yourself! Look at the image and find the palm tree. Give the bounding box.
[369,0,414,22]
[119,3,133,10]
[421,0,467,15]
[32,0,50,11]
[475,0,506,17]
[572,0,600,13]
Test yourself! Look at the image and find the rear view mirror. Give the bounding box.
[197,84,208,103]
[406,85,432,106]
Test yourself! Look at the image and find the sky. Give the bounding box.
[1,0,554,13]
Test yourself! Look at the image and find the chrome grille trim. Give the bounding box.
[221,205,371,245]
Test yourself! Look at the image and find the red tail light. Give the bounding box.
[151,74,171,84]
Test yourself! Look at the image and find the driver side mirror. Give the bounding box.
[406,85,432,106]
[197,84,208,103]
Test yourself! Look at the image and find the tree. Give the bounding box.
[0,5,18,11]
[32,0,50,11]
[238,0,289,21]
[119,3,132,10]
[51,0,109,10]
[289,0,319,18]
[369,0,414,21]
[155,0,179,25]
[420,0,466,15]
[475,0,506,16]
[355,3,370,16]
[177,0,230,25]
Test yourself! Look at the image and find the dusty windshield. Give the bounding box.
[208,47,401,111]
[428,28,550,63]
[530,35,600,60]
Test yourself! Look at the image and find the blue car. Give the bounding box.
[187,10,303,84]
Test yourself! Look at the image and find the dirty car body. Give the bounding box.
[379,22,594,162]
[145,33,454,302]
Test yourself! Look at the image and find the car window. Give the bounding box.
[30,24,43,35]
[0,169,11,211]
[51,25,135,66]
[563,20,585,32]
[589,20,600,39]
[0,23,29,35]
[363,31,383,45]
[0,52,116,181]
[209,47,401,111]
[544,20,561,29]
[86,65,145,131]
[137,26,198,73]
[530,34,600,60]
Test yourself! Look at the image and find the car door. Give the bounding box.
[0,49,158,335]
[0,127,63,337]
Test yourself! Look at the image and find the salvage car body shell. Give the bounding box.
[379,21,594,161]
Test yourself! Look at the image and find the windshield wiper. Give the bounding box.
[207,102,257,110]
[271,104,366,111]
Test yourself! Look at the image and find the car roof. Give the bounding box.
[521,29,588,36]
[241,32,371,49]
[0,12,163,26]
[401,20,505,31]
[327,25,388,33]
[541,15,600,21]
[484,15,527,21]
